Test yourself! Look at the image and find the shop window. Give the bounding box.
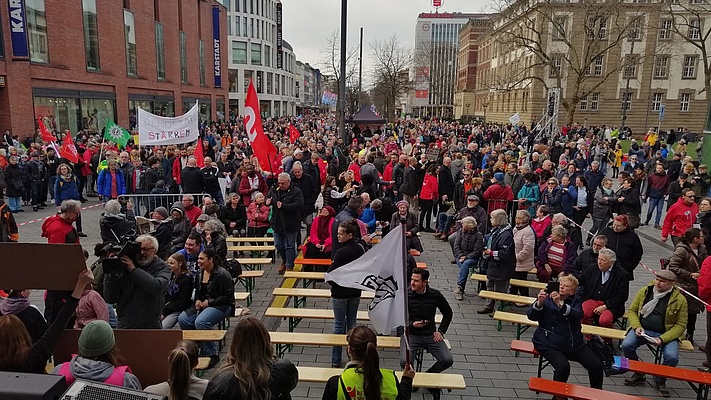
[82,0,100,71]
[27,0,49,63]
[124,10,138,76]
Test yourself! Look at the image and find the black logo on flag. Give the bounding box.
[361,275,399,311]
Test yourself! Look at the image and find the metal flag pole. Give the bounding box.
[400,217,411,365]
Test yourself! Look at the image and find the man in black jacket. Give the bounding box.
[578,248,629,330]
[571,235,607,279]
[438,157,455,212]
[391,154,407,202]
[181,156,206,194]
[201,157,223,205]
[267,173,304,274]
[401,268,453,400]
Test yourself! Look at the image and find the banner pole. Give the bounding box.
[400,217,411,366]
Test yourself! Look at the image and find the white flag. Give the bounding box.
[324,225,406,334]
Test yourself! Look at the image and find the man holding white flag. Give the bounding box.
[325,221,408,365]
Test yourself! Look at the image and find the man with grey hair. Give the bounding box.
[577,247,629,330]
[571,235,608,279]
[104,233,170,329]
[267,172,304,273]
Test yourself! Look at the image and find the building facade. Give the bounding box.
[222,0,297,118]
[469,1,708,134]
[411,12,490,118]
[453,17,493,120]
[0,0,229,137]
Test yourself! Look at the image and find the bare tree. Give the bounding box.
[491,0,640,124]
[318,30,360,97]
[370,34,412,121]
[665,2,711,101]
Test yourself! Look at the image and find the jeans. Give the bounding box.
[49,176,57,200]
[178,306,233,356]
[399,334,454,373]
[645,197,665,226]
[107,304,117,328]
[274,230,298,268]
[456,258,478,289]
[621,329,679,383]
[331,297,360,365]
[484,279,510,310]
[31,181,43,206]
[7,197,21,211]
[537,345,604,389]
[162,312,181,329]
[437,212,454,233]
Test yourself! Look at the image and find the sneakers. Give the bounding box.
[476,307,494,314]
[454,286,464,301]
[624,373,646,386]
[656,381,670,397]
[77,232,87,237]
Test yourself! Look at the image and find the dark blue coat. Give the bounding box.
[97,169,126,198]
[528,294,586,352]
[54,174,81,206]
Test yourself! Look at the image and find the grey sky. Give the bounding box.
[281,0,491,82]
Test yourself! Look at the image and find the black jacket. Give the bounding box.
[291,174,317,215]
[453,229,484,260]
[219,203,247,232]
[570,248,598,279]
[152,220,174,259]
[331,207,361,256]
[528,294,586,352]
[483,225,516,281]
[162,273,194,316]
[438,165,455,199]
[204,358,298,400]
[181,166,206,194]
[194,265,235,310]
[407,286,453,336]
[267,184,304,233]
[202,166,221,192]
[327,239,366,299]
[600,227,643,281]
[578,265,629,318]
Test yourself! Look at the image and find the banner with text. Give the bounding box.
[138,103,199,146]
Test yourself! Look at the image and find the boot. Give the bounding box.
[454,286,464,301]
[278,262,286,275]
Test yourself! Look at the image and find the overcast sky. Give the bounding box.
[281,0,491,83]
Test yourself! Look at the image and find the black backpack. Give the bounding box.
[587,334,620,376]
[225,259,243,279]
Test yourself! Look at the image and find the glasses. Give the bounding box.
[548,182,556,185]
[140,247,155,252]
[686,195,696,199]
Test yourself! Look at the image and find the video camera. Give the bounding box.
[99,231,141,275]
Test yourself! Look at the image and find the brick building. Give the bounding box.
[0,0,228,139]
[453,17,493,120]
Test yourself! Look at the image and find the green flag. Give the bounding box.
[104,119,131,148]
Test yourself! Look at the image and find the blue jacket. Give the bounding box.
[97,169,126,198]
[359,206,376,233]
[528,294,586,352]
[54,174,81,206]
[559,184,577,218]
[517,182,540,215]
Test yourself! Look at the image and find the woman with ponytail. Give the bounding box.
[144,340,208,400]
[322,325,415,400]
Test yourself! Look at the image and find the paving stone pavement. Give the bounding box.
[16,197,707,400]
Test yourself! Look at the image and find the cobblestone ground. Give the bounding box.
[18,196,706,400]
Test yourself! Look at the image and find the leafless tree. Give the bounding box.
[370,34,412,121]
[665,2,711,101]
[318,30,359,94]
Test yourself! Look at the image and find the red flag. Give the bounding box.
[245,79,277,173]
[289,124,301,144]
[37,118,58,143]
[194,138,205,168]
[59,130,79,164]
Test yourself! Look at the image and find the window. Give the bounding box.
[232,41,247,64]
[659,19,672,40]
[243,17,247,37]
[227,16,231,35]
[251,43,261,65]
[691,0,706,3]
[680,93,691,111]
[266,72,273,94]
[654,56,668,79]
[593,55,603,76]
[587,16,607,40]
[552,16,567,41]
[199,40,205,86]
[264,45,271,67]
[124,10,137,76]
[549,55,562,77]
[621,92,632,111]
[580,96,588,110]
[623,54,638,79]
[689,19,701,40]
[629,17,642,41]
[27,0,49,63]
[82,0,100,71]
[651,93,663,111]
[598,17,607,40]
[590,93,600,110]
[155,23,165,80]
[683,55,697,78]
[180,31,188,83]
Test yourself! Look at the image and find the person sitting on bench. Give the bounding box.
[578,248,629,331]
[402,268,454,400]
[622,269,688,397]
[528,275,604,393]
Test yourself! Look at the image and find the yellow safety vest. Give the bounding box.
[336,367,399,400]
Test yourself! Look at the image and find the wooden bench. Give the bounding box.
[265,307,443,332]
[226,236,274,242]
[625,358,711,400]
[528,377,649,400]
[182,330,227,342]
[273,287,375,308]
[493,311,627,342]
[237,270,265,305]
[470,274,546,290]
[297,366,466,390]
[227,245,276,252]
[234,257,272,270]
[478,290,536,330]
[409,249,421,256]
[234,292,250,301]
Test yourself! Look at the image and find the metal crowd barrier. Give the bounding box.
[122,193,211,217]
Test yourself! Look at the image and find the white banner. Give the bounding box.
[509,112,520,125]
[138,103,200,146]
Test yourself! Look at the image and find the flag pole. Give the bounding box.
[400,217,411,366]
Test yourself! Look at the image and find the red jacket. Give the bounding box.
[41,215,79,244]
[172,157,187,185]
[183,204,203,227]
[239,174,268,206]
[348,162,362,183]
[419,174,439,201]
[483,183,514,213]
[698,256,711,311]
[662,197,699,238]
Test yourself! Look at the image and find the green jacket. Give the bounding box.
[625,283,688,344]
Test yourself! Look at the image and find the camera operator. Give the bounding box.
[103,234,170,329]
[100,199,136,244]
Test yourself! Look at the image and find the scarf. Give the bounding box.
[61,173,72,182]
[316,206,336,243]
[640,287,673,318]
[0,296,31,315]
[697,210,710,224]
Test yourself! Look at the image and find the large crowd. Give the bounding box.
[0,116,709,399]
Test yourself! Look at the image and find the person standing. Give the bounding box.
[478,209,516,314]
[96,160,126,203]
[600,215,643,281]
[510,210,536,297]
[588,178,616,245]
[643,163,669,229]
[54,164,86,237]
[662,188,699,246]
[181,156,206,195]
[267,173,304,274]
[27,152,48,211]
[201,157,223,205]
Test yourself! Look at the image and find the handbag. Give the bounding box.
[625,213,640,229]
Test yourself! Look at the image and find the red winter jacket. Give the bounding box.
[698,257,711,311]
[662,197,699,239]
[419,174,439,201]
[41,215,79,244]
[483,183,514,213]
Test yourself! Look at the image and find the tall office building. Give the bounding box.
[411,12,489,117]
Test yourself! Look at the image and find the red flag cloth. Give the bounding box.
[37,118,58,143]
[289,124,300,144]
[194,138,205,168]
[245,79,277,173]
[59,131,79,164]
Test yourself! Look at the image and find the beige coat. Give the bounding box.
[514,224,536,272]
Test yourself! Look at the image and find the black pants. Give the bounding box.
[419,199,434,230]
[688,312,698,340]
[537,345,604,389]
[705,313,711,366]
[509,271,529,297]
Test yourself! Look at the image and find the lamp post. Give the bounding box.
[621,38,636,133]
[338,0,348,142]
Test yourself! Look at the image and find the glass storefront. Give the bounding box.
[128,97,175,129]
[216,98,225,122]
[81,99,114,132]
[34,92,116,134]
[182,98,211,121]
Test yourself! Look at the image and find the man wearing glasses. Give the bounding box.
[662,188,699,246]
[103,234,170,329]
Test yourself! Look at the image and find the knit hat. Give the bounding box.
[79,320,115,357]
[494,172,505,182]
[170,204,185,217]
[655,270,676,282]
[153,207,169,219]
[396,200,409,208]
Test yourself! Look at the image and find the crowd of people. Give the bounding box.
[0,116,709,399]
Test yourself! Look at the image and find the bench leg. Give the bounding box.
[293,296,306,309]
[414,349,424,372]
[288,317,302,332]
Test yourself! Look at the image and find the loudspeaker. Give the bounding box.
[60,380,166,400]
[0,372,67,400]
